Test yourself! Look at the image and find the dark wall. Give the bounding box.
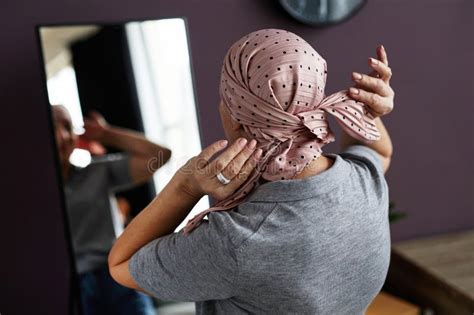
[1,0,472,314]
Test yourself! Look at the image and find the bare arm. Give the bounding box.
[340,117,393,173]
[82,111,172,184]
[108,138,262,290]
[107,172,201,293]
[341,45,395,173]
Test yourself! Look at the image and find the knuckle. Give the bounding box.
[244,145,255,155]
[362,75,373,87]
[211,141,222,149]
[357,89,367,101]
[369,93,378,106]
[238,169,250,180]
[194,156,204,166]
[226,164,238,177]
[238,147,251,158]
[215,160,226,171]
[365,77,375,88]
[388,87,395,97]
[234,166,250,181]
[374,79,384,91]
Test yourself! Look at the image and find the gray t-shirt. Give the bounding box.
[65,153,132,274]
[129,145,391,314]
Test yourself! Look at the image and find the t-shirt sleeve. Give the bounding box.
[339,144,385,176]
[92,153,133,191]
[128,219,239,302]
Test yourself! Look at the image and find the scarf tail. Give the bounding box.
[318,91,381,142]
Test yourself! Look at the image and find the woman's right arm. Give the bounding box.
[340,117,393,173]
[340,45,395,173]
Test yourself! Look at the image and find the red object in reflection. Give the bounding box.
[76,136,107,156]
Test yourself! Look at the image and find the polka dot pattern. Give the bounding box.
[183,28,380,235]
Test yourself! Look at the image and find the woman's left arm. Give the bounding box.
[108,138,262,290]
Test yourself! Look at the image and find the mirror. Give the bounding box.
[38,18,207,315]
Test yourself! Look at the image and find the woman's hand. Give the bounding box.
[177,138,263,201]
[349,45,395,118]
[82,111,109,141]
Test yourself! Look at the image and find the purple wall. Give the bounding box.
[1,0,472,314]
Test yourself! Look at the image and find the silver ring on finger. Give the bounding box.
[216,172,231,185]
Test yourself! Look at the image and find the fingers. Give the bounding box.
[83,115,97,127]
[348,87,384,116]
[225,148,263,191]
[220,139,257,180]
[367,45,390,78]
[378,45,389,66]
[206,138,248,175]
[368,57,392,82]
[82,117,94,128]
[348,45,394,118]
[352,72,392,97]
[88,110,103,120]
[191,139,262,201]
[196,140,228,169]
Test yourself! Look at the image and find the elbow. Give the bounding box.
[108,249,127,287]
[146,147,172,176]
[384,143,393,160]
[108,263,131,289]
[155,146,172,168]
[382,135,394,160]
[108,257,120,285]
[108,263,120,285]
[380,155,392,174]
[163,148,172,164]
[108,255,139,290]
[108,245,119,273]
[107,242,125,280]
[382,143,393,174]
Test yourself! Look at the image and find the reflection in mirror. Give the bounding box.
[39,19,206,314]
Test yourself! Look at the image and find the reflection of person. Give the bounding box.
[52,106,171,315]
[109,29,394,314]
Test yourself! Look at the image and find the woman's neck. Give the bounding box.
[294,154,335,180]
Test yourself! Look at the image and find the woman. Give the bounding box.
[109,29,394,314]
[52,107,171,315]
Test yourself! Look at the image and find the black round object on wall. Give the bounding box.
[279,0,367,26]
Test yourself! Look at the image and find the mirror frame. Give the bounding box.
[35,16,204,315]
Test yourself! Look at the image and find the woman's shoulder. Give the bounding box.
[207,200,278,249]
[338,145,385,178]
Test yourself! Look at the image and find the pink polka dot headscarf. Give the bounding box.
[183,28,380,235]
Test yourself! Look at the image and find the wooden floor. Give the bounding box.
[366,292,420,315]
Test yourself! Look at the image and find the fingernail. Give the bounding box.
[349,87,359,95]
[239,138,247,145]
[370,58,379,65]
[248,139,257,149]
[352,72,362,80]
[220,140,228,147]
[381,44,385,51]
[254,148,263,159]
